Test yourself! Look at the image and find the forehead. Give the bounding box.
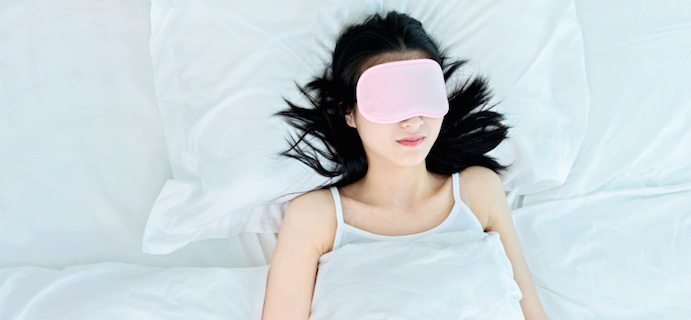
[356,50,431,80]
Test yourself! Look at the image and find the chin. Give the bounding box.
[391,154,429,168]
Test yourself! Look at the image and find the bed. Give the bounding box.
[1,0,689,319]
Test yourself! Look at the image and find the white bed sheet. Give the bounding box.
[510,1,691,318]
[0,230,521,320]
[0,0,689,319]
[0,0,269,270]
[523,0,691,204]
[514,183,691,319]
[0,262,269,319]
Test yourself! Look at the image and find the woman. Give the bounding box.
[262,10,548,320]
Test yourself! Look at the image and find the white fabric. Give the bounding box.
[0,262,270,319]
[0,0,265,270]
[0,231,522,320]
[143,0,589,254]
[311,230,524,319]
[508,4,691,317]
[513,183,691,319]
[523,0,691,204]
[2,0,690,319]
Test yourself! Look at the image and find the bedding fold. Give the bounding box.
[1,230,522,320]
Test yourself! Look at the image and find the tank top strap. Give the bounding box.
[329,186,345,249]
[329,187,345,224]
[452,172,461,203]
[454,171,471,207]
[454,170,483,232]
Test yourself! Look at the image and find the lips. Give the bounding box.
[398,135,425,142]
[397,135,425,147]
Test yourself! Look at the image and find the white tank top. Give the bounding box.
[329,172,484,251]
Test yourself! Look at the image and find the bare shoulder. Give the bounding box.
[459,165,503,187]
[280,188,338,254]
[288,188,335,210]
[459,166,506,231]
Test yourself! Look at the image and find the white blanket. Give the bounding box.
[0,263,269,319]
[513,183,691,320]
[311,230,523,319]
[0,230,521,319]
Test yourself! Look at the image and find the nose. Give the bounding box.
[401,116,424,128]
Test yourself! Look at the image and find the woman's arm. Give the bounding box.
[463,166,549,320]
[262,191,335,320]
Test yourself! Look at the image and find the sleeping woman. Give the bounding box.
[262,10,549,320]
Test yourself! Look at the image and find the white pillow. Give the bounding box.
[0,0,248,270]
[143,0,589,254]
[523,0,691,204]
[310,230,524,319]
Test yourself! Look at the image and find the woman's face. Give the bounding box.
[344,51,444,168]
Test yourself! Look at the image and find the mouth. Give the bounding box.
[397,136,425,147]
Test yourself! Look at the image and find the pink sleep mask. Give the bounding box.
[355,58,449,124]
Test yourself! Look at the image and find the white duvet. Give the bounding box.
[311,230,523,319]
[0,230,521,319]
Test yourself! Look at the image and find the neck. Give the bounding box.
[348,159,444,210]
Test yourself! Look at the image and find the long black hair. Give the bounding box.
[274,11,510,189]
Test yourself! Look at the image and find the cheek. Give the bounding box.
[435,118,444,133]
[356,122,393,147]
[430,118,444,135]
